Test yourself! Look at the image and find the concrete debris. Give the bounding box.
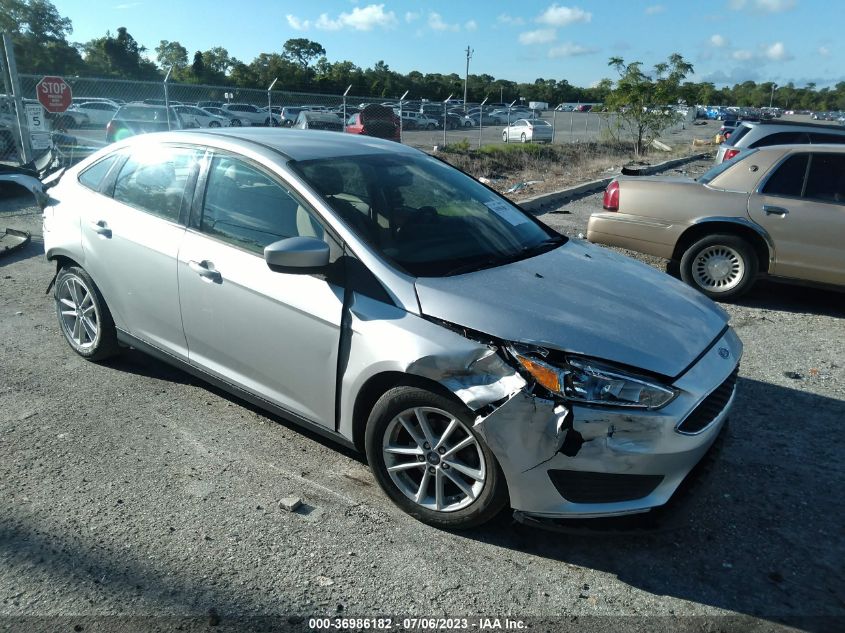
[279,496,303,512]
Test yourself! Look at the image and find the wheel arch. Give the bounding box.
[351,371,467,455]
[672,219,772,273]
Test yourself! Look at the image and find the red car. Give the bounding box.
[345,104,400,141]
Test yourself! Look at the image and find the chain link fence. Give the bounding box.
[3,68,695,168]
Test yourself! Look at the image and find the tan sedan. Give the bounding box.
[587,144,845,299]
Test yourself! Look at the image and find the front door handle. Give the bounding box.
[90,220,112,238]
[763,205,789,216]
[188,260,222,283]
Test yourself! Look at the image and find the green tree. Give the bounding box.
[604,53,693,156]
[155,39,188,74]
[83,27,159,79]
[0,0,83,73]
[281,38,326,69]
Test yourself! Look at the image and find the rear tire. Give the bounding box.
[365,386,508,530]
[520,133,527,143]
[54,266,120,361]
[679,234,758,300]
[230,118,242,127]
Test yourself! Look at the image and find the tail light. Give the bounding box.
[722,148,740,162]
[603,180,620,211]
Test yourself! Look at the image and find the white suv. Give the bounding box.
[220,103,280,127]
[399,111,438,130]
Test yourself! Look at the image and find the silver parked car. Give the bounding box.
[42,129,741,529]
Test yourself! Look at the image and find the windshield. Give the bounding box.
[291,152,563,277]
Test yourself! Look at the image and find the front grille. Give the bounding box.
[677,366,739,434]
[548,470,664,504]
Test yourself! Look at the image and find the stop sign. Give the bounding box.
[36,76,72,113]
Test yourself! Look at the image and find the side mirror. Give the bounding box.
[264,236,330,274]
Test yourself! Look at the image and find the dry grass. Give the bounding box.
[437,140,698,200]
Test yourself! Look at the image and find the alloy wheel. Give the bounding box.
[382,407,486,512]
[57,274,99,351]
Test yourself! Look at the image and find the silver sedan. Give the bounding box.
[41,129,741,529]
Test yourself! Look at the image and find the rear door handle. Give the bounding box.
[90,220,112,237]
[188,260,222,283]
[763,205,789,216]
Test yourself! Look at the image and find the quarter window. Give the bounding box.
[78,154,118,191]
[761,154,808,197]
[113,146,203,222]
[200,156,325,253]
[749,131,810,148]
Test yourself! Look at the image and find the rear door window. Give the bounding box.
[113,146,204,222]
[761,154,809,197]
[809,133,845,144]
[804,154,845,204]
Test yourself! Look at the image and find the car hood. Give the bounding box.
[415,239,729,379]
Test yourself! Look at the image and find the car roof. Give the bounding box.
[740,119,845,131]
[125,128,419,161]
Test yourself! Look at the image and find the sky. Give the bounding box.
[53,0,845,89]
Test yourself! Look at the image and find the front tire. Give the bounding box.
[679,234,758,300]
[230,118,242,127]
[55,266,120,361]
[365,386,507,530]
[502,131,508,141]
[209,120,221,128]
[520,133,527,143]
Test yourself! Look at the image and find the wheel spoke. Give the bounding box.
[398,414,426,448]
[81,315,97,341]
[441,435,473,458]
[387,461,425,473]
[414,468,431,503]
[60,309,76,317]
[433,419,458,451]
[59,298,75,309]
[67,280,81,306]
[444,458,484,482]
[384,444,424,456]
[414,408,436,446]
[80,292,93,309]
[72,316,83,344]
[442,466,476,500]
[435,469,444,510]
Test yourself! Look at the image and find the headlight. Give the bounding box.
[510,349,677,409]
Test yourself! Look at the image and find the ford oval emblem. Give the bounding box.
[718,348,730,359]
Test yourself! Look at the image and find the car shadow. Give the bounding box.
[105,347,365,464]
[465,377,845,632]
[731,279,845,317]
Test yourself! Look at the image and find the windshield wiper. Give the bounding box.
[442,235,566,277]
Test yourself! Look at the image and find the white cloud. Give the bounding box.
[763,41,791,61]
[537,4,591,27]
[732,49,754,61]
[428,12,460,31]
[729,0,795,12]
[465,20,478,32]
[497,13,525,26]
[818,46,830,57]
[519,28,557,45]
[113,2,141,8]
[405,11,419,23]
[710,34,728,47]
[645,5,665,14]
[548,42,597,58]
[286,14,311,30]
[313,4,397,31]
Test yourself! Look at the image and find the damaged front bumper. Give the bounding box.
[474,328,742,519]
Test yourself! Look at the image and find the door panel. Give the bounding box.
[748,153,845,285]
[79,146,202,357]
[178,154,344,426]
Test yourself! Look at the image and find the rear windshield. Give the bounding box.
[116,106,168,121]
[698,149,758,185]
[726,124,752,146]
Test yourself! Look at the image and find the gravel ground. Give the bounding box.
[1,158,843,633]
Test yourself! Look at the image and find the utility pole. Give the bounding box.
[463,45,473,106]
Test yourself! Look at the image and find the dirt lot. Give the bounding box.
[1,157,843,633]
